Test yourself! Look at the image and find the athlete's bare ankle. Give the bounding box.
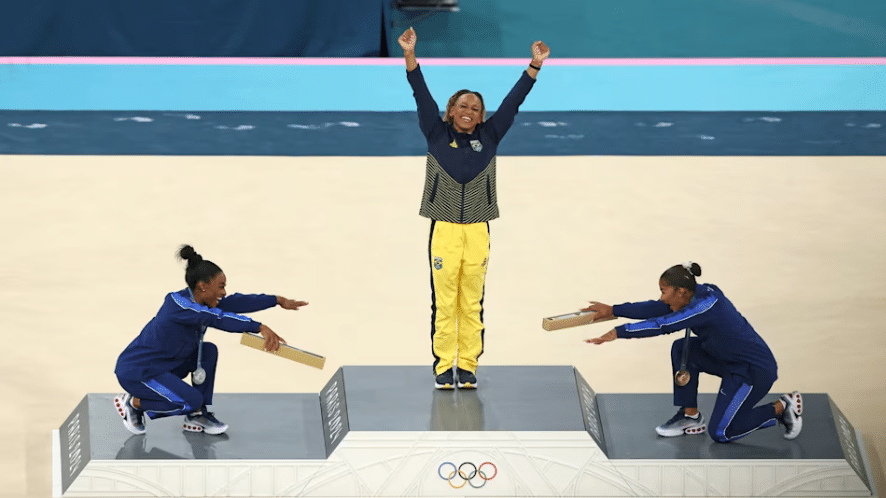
[684,407,699,417]
[132,397,141,409]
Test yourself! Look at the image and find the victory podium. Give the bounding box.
[54,366,876,497]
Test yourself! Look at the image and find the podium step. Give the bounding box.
[54,365,875,497]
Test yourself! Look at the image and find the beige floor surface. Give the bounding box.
[1,155,884,497]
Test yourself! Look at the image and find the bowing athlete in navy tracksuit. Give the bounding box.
[584,262,803,442]
[113,245,307,436]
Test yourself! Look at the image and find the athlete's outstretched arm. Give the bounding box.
[402,27,442,138]
[398,27,418,72]
[485,40,550,140]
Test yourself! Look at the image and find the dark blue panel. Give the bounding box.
[1,111,884,156]
[0,0,386,57]
[388,0,886,57]
[0,3,66,55]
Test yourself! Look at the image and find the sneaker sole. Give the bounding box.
[114,395,146,436]
[790,392,803,416]
[434,382,454,390]
[656,424,707,437]
[183,423,205,433]
[457,382,476,389]
[783,392,803,439]
[183,422,228,435]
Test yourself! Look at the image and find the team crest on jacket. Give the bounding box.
[470,140,483,152]
[433,257,443,270]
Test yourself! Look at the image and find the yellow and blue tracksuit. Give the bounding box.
[406,65,536,375]
[614,283,780,442]
[114,289,276,419]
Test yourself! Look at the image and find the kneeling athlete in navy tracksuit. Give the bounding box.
[584,262,803,442]
[113,245,307,435]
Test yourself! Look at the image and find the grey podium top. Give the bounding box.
[340,365,586,432]
[77,368,849,465]
[597,393,846,460]
[86,393,328,460]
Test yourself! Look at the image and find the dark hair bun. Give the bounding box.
[689,262,702,277]
[178,244,203,264]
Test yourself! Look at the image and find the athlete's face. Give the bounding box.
[659,279,692,312]
[196,272,227,308]
[448,93,483,134]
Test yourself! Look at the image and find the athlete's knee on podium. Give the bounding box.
[709,427,730,443]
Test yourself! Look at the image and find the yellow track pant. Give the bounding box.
[429,220,490,375]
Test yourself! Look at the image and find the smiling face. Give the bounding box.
[659,278,692,312]
[447,92,484,134]
[195,272,227,308]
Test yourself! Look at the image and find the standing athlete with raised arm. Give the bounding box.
[398,27,549,389]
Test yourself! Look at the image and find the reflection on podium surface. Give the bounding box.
[659,436,804,461]
[115,432,231,460]
[183,431,230,459]
[431,389,485,431]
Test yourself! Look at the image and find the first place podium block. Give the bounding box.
[54,366,876,497]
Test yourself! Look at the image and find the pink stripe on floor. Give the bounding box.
[2,57,885,66]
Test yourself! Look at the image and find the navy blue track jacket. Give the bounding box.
[115,289,276,381]
[613,283,778,382]
[407,65,535,184]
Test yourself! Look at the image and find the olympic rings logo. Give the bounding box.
[438,461,497,489]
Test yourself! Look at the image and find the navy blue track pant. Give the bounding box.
[672,337,778,442]
[117,342,218,420]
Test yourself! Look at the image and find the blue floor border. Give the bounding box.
[2,63,884,112]
[2,111,884,156]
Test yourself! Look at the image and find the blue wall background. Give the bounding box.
[0,0,389,57]
[389,0,886,57]
[2,0,884,58]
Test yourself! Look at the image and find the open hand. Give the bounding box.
[398,27,417,52]
[278,297,309,310]
[585,329,617,345]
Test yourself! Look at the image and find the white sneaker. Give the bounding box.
[183,411,229,435]
[655,409,707,437]
[780,391,803,440]
[114,393,146,435]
